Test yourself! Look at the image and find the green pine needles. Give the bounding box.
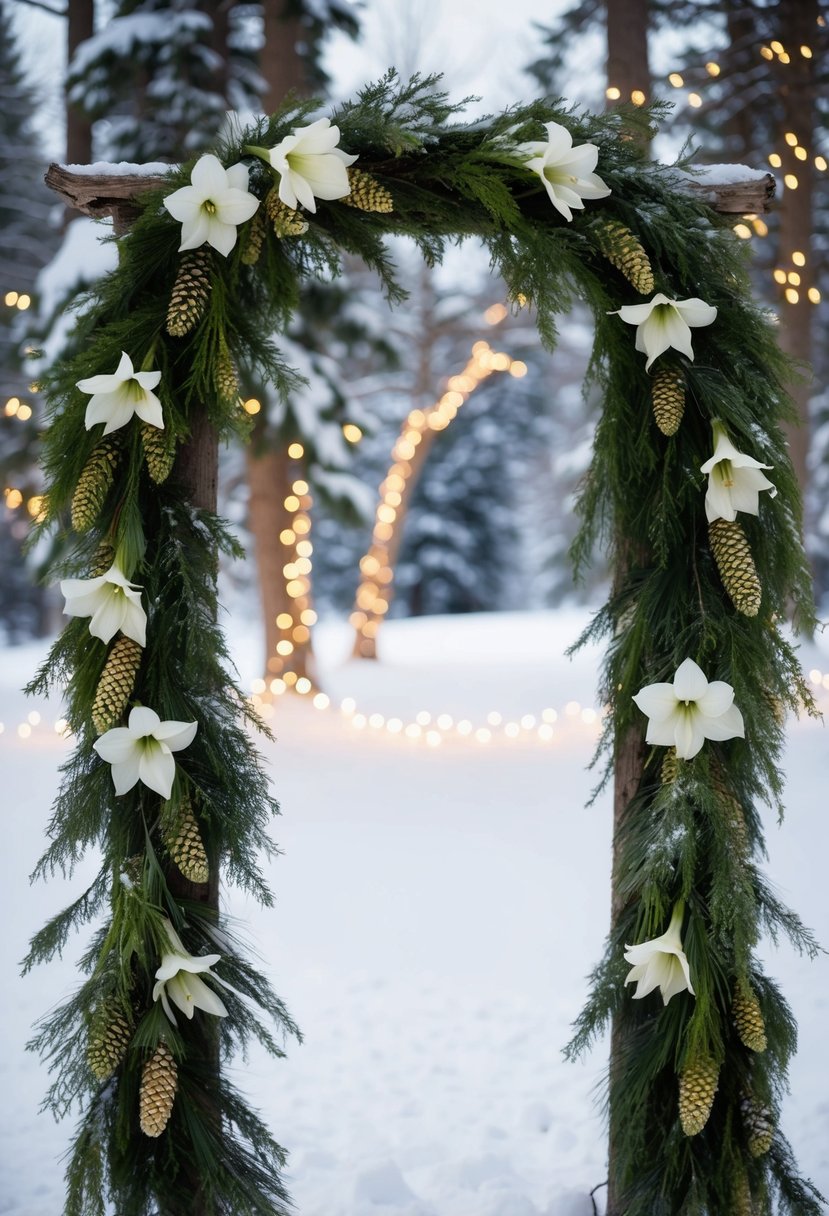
[26,70,821,1215]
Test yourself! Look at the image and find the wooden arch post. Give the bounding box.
[46,162,223,1213]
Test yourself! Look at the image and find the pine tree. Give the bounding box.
[0,4,60,642]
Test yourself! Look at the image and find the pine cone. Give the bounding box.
[87,998,132,1080]
[71,441,119,533]
[92,636,143,734]
[141,422,175,484]
[163,793,209,884]
[241,206,267,265]
[166,249,212,337]
[265,188,308,237]
[342,167,394,214]
[710,760,749,857]
[709,519,761,617]
[742,1092,774,1157]
[650,366,686,436]
[215,339,239,405]
[733,981,767,1053]
[678,1053,719,1135]
[594,220,654,294]
[139,1042,178,1137]
[661,747,680,785]
[88,541,115,578]
[731,1162,755,1216]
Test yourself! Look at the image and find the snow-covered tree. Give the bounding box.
[0,2,61,641]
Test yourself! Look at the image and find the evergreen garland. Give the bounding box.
[26,71,821,1215]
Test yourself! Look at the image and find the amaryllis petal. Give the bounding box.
[225,163,250,192]
[644,709,684,747]
[152,720,198,750]
[138,744,176,798]
[673,659,709,702]
[93,727,137,764]
[658,307,696,361]
[110,748,142,795]
[702,703,745,741]
[697,680,735,718]
[204,216,237,258]
[128,706,161,736]
[675,297,718,327]
[631,682,677,719]
[676,714,706,760]
[214,190,259,227]
[179,209,211,252]
[88,594,127,644]
[134,392,164,430]
[190,153,229,197]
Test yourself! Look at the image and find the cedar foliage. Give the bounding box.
[26,72,821,1215]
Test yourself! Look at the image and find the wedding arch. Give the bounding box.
[29,73,821,1216]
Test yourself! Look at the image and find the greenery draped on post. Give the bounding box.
[26,71,821,1215]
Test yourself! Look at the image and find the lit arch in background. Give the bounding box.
[350,334,527,659]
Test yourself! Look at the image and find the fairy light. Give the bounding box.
[770,40,784,54]
[264,443,317,689]
[783,174,798,190]
[4,291,18,306]
[815,156,827,171]
[807,287,821,304]
[4,488,23,509]
[342,423,363,443]
[687,93,702,108]
[668,73,684,87]
[631,89,646,106]
[5,397,19,416]
[785,287,799,304]
[733,223,752,240]
[606,86,621,100]
[351,327,526,659]
[768,153,782,168]
[242,397,261,414]
[784,132,798,147]
[705,62,720,76]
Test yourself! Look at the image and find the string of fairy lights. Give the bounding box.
[4,664,828,750]
[605,22,826,306]
[351,324,527,658]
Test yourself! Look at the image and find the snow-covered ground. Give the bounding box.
[2,610,828,1216]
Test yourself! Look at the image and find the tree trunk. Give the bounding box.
[605,0,651,107]
[44,168,223,1216]
[248,1,316,684]
[774,0,816,502]
[66,0,94,166]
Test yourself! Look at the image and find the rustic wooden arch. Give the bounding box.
[38,124,815,1216]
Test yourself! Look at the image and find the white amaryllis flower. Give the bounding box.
[77,351,163,434]
[514,121,611,221]
[60,563,147,646]
[261,117,357,213]
[632,658,744,760]
[624,904,695,1005]
[611,293,717,372]
[152,920,228,1027]
[163,154,259,257]
[700,421,776,523]
[93,706,197,798]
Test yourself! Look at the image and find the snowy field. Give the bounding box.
[2,609,828,1216]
